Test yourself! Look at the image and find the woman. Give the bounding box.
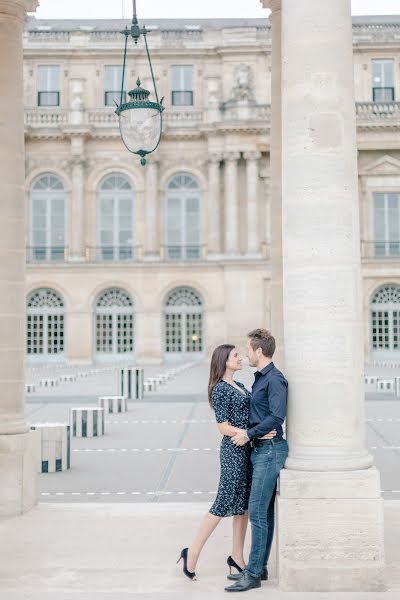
[177,344,275,580]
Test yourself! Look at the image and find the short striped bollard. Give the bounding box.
[98,396,127,414]
[71,407,105,438]
[29,422,71,473]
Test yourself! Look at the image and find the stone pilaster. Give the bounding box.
[223,152,240,255]
[69,137,86,262]
[262,0,385,590]
[244,151,261,255]
[0,0,39,517]
[207,153,222,256]
[144,158,159,259]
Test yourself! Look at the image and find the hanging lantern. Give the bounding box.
[115,1,164,166]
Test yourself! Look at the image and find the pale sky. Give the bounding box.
[31,0,400,20]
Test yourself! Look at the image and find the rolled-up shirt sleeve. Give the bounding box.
[246,376,287,440]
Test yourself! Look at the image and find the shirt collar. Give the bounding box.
[256,362,274,377]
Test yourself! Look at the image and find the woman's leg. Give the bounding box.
[231,512,248,568]
[187,511,222,571]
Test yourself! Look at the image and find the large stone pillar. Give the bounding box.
[244,151,261,256]
[144,158,159,260]
[0,0,39,516]
[224,152,240,254]
[207,153,222,256]
[266,1,284,369]
[263,0,385,590]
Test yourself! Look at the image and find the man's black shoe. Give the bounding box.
[227,566,268,581]
[224,571,261,592]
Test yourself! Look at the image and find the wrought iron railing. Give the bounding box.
[26,246,68,262]
[86,246,142,262]
[161,245,206,261]
[361,241,400,258]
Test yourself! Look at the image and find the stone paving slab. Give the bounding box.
[3,593,400,600]
[0,502,399,598]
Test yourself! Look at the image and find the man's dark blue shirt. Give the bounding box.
[246,362,288,440]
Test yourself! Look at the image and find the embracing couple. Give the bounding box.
[177,328,288,592]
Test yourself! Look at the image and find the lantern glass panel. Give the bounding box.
[118,107,161,154]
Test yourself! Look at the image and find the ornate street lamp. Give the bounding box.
[115,0,164,166]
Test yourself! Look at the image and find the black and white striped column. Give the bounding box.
[98,396,127,413]
[29,423,71,473]
[120,367,144,400]
[71,407,105,437]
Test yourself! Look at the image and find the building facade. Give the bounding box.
[23,15,400,364]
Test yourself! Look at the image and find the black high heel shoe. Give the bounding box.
[227,555,244,575]
[177,547,197,580]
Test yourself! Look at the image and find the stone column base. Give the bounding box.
[277,467,385,592]
[0,432,38,518]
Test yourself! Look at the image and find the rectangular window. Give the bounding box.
[104,65,125,106]
[373,192,400,256]
[37,65,60,106]
[372,59,395,102]
[171,65,194,106]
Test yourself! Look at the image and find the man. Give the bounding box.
[225,329,288,593]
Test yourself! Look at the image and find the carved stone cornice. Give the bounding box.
[223,152,241,162]
[0,0,38,18]
[243,151,262,161]
[208,153,224,164]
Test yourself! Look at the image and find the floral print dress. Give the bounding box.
[209,380,252,517]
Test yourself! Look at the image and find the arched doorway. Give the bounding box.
[371,283,400,359]
[94,288,134,362]
[164,286,203,360]
[27,288,65,362]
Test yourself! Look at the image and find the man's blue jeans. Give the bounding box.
[245,438,288,578]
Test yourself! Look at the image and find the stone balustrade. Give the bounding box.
[25,108,68,126]
[24,102,400,133]
[356,101,400,121]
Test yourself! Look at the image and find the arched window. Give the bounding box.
[29,173,66,262]
[165,173,201,260]
[97,173,135,261]
[27,288,65,359]
[164,287,203,357]
[371,284,400,355]
[95,288,134,359]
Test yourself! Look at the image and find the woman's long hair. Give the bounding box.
[208,344,235,408]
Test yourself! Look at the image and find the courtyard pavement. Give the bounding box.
[1,361,399,598]
[24,361,400,501]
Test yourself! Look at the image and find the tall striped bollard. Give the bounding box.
[120,367,144,400]
[71,407,105,438]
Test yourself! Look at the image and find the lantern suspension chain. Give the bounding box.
[143,33,160,105]
[120,30,129,108]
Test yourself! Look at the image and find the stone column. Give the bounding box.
[244,151,261,256]
[0,0,39,517]
[224,152,240,254]
[207,153,222,256]
[263,0,385,590]
[267,0,284,368]
[69,138,86,261]
[144,158,159,260]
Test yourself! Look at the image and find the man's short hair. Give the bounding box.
[248,328,276,358]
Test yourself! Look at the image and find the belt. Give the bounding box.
[250,436,284,448]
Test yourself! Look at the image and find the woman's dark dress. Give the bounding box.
[209,380,252,517]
